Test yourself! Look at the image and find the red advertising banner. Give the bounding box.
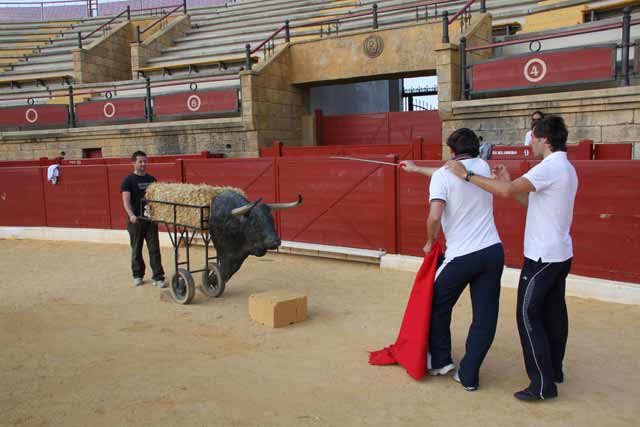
[0,104,68,127]
[75,98,146,124]
[153,89,238,117]
[471,46,616,93]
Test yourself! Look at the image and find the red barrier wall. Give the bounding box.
[261,140,423,161]
[594,144,633,160]
[0,167,46,226]
[277,156,393,250]
[570,161,640,283]
[318,110,442,156]
[389,111,442,146]
[1,156,639,284]
[62,151,217,166]
[183,158,277,203]
[44,165,112,229]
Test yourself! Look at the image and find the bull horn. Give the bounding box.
[231,198,263,217]
[265,195,303,211]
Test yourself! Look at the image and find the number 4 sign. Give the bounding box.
[524,58,547,83]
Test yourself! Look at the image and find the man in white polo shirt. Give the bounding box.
[446,116,578,401]
[401,128,504,392]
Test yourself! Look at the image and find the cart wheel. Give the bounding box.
[201,263,225,298]
[170,269,196,305]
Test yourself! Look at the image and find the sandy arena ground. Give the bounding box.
[1,239,639,427]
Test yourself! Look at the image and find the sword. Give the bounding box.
[330,156,402,167]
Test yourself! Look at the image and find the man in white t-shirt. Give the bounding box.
[446,116,578,402]
[524,111,544,146]
[401,128,504,392]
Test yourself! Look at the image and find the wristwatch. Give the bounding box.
[465,171,475,182]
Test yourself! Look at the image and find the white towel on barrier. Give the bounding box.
[47,164,60,184]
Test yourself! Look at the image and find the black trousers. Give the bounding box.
[127,220,164,281]
[429,243,504,388]
[517,257,572,398]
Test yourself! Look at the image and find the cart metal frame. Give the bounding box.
[139,198,224,304]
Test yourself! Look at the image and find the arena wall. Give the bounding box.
[0,118,251,160]
[443,85,640,160]
[288,15,485,85]
[240,45,307,149]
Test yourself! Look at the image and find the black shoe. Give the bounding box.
[514,388,557,402]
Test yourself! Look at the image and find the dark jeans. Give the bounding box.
[517,257,572,399]
[127,220,164,281]
[429,243,504,388]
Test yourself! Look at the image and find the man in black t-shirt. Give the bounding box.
[120,151,165,288]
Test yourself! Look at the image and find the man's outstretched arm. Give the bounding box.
[400,160,439,177]
[445,161,534,207]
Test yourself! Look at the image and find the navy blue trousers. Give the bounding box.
[429,243,504,388]
[517,257,572,399]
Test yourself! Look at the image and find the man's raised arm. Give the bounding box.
[445,160,533,207]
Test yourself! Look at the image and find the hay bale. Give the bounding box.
[144,183,245,229]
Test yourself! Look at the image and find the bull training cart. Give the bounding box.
[139,198,223,305]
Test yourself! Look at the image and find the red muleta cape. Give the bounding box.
[368,242,443,380]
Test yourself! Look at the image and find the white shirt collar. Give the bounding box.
[541,150,567,163]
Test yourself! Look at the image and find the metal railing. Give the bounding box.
[135,1,186,43]
[0,74,239,128]
[245,22,290,70]
[442,0,479,43]
[0,0,91,21]
[0,0,194,21]
[459,6,638,99]
[77,5,130,48]
[244,0,487,69]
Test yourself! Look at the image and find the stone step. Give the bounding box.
[4,58,71,73]
[182,5,360,41]
[0,71,74,86]
[190,0,343,26]
[188,0,321,21]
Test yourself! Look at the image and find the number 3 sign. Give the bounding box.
[524,58,547,83]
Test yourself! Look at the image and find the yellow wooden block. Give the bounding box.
[249,291,307,328]
[46,94,92,105]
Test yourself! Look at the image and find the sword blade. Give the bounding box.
[330,156,399,167]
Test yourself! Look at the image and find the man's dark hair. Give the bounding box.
[131,150,147,162]
[446,128,480,157]
[532,115,568,152]
[532,111,545,119]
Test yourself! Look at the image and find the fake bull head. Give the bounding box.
[208,191,302,282]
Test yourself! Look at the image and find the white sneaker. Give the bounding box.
[133,277,144,287]
[429,363,456,376]
[453,371,477,391]
[153,280,167,289]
